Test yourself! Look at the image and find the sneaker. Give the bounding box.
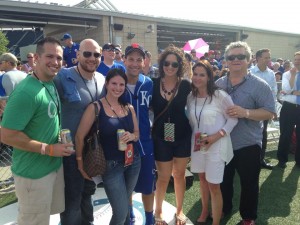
[241,219,256,225]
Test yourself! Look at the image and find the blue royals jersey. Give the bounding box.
[124,74,153,156]
[63,43,80,68]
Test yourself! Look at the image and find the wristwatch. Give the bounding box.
[40,143,47,155]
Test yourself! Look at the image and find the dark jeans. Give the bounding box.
[261,120,269,161]
[277,101,300,164]
[221,145,261,220]
[60,155,96,225]
[103,153,141,225]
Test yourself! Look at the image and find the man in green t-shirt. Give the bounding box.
[0,37,74,225]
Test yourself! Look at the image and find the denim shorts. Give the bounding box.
[153,135,191,162]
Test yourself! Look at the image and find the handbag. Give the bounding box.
[83,101,106,177]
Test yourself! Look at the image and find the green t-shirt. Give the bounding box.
[1,76,62,179]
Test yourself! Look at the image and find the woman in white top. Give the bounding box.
[186,60,237,225]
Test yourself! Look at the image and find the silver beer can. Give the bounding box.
[117,129,127,151]
[200,133,208,152]
[60,129,74,151]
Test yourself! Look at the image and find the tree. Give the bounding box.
[0,32,9,55]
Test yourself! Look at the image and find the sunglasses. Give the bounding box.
[226,54,247,61]
[163,61,179,68]
[82,51,101,58]
[27,57,33,59]
[103,48,115,52]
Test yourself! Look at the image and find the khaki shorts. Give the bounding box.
[14,165,65,225]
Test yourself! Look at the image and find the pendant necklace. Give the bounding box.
[161,78,179,95]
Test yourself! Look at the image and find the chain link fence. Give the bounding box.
[0,143,15,208]
[0,96,16,208]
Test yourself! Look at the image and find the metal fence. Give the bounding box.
[0,96,16,208]
[0,143,15,207]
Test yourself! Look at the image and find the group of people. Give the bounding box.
[1,34,292,225]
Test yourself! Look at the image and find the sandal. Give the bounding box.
[175,213,187,225]
[155,217,168,225]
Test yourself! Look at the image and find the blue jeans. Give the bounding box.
[60,155,96,225]
[103,153,141,225]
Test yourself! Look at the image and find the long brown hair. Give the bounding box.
[191,60,218,102]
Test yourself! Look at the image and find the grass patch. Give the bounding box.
[1,143,300,225]
[0,192,16,208]
[166,143,300,225]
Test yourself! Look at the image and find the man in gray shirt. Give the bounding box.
[216,41,275,225]
[54,39,105,225]
[0,53,27,96]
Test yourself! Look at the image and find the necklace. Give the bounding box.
[105,96,125,117]
[161,79,179,95]
[76,66,98,102]
[195,96,208,130]
[33,72,60,127]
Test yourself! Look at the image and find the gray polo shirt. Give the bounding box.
[216,73,276,150]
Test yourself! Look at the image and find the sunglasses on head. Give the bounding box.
[163,61,179,68]
[82,51,101,58]
[226,54,247,61]
[104,48,115,52]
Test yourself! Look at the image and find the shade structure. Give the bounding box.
[183,38,209,58]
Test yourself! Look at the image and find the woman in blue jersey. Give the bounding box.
[75,68,141,225]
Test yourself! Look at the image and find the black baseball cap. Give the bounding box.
[102,43,115,50]
[125,43,145,58]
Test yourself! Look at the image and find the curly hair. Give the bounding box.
[157,44,188,78]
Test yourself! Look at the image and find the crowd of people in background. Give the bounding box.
[0,32,299,225]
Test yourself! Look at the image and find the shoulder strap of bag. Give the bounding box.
[153,79,181,126]
[92,101,100,132]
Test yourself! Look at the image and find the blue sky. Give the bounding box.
[30,0,300,34]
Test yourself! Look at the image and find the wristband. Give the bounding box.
[40,143,47,155]
[49,145,54,156]
[218,130,225,137]
[245,109,250,118]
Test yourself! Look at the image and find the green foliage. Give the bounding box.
[0,32,9,55]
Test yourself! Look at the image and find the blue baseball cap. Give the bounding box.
[61,33,72,41]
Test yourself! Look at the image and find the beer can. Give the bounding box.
[200,133,208,140]
[60,129,74,151]
[117,129,127,151]
[200,133,208,152]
